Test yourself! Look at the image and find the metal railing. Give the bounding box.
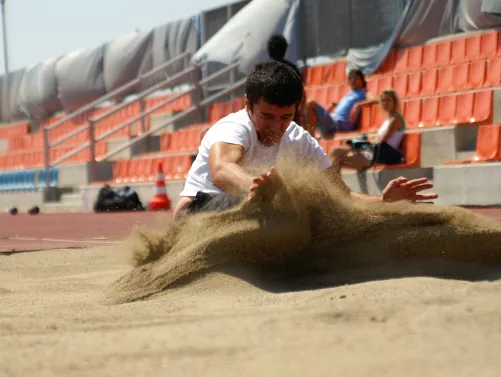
[42,59,243,186]
[42,51,193,186]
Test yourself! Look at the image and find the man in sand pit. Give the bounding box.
[173,60,438,220]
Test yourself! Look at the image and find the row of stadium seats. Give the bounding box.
[0,143,107,169]
[111,155,193,183]
[0,122,29,139]
[303,30,501,87]
[0,168,58,191]
[2,92,192,153]
[159,123,209,152]
[306,57,500,106]
[359,90,493,131]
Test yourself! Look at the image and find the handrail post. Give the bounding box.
[88,120,97,183]
[43,127,51,189]
[139,97,146,134]
[191,65,203,124]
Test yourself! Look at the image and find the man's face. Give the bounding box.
[348,75,364,90]
[245,96,295,146]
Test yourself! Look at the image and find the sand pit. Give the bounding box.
[2,164,501,376]
[107,163,501,304]
[2,244,501,376]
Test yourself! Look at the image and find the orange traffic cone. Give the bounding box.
[149,161,171,211]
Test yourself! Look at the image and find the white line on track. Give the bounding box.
[4,237,118,245]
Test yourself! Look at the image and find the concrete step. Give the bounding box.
[42,202,86,213]
[59,192,84,206]
[454,151,476,161]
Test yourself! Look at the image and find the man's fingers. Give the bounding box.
[414,193,439,201]
[409,183,434,193]
[402,177,430,187]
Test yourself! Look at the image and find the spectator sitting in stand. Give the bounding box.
[304,69,378,138]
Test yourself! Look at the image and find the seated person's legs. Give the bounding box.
[305,101,337,139]
[330,147,371,174]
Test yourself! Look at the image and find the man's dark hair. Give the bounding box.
[348,69,367,88]
[267,35,288,60]
[245,60,303,110]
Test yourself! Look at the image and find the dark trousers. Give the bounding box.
[185,192,241,215]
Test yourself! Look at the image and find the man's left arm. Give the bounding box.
[322,166,382,202]
[308,134,438,204]
[323,166,438,204]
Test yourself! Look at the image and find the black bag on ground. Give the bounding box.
[93,185,145,212]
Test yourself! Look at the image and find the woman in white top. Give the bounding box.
[330,89,406,173]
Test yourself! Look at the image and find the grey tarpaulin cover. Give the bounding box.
[458,0,501,30]
[482,0,501,16]
[347,0,501,75]
[18,58,62,119]
[2,69,27,122]
[346,0,413,75]
[192,0,300,74]
[103,30,153,100]
[55,44,106,112]
[139,19,199,91]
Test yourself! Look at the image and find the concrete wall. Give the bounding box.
[0,190,45,211]
[342,163,501,207]
[58,161,113,187]
[342,167,434,196]
[419,125,478,167]
[433,163,501,206]
[106,136,161,160]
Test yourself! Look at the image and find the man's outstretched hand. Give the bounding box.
[382,177,438,204]
[247,167,284,205]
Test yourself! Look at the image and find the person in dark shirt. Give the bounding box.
[267,35,305,126]
[267,35,302,80]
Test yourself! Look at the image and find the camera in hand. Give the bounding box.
[347,133,372,151]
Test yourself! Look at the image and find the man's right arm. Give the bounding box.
[209,142,255,197]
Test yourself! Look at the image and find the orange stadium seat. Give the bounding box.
[393,73,408,98]
[407,45,423,71]
[485,57,501,87]
[468,60,486,88]
[472,90,493,123]
[421,97,439,127]
[407,71,422,98]
[455,92,475,124]
[326,85,340,104]
[436,40,452,67]
[438,94,457,125]
[421,68,438,96]
[480,30,500,59]
[465,34,481,62]
[437,65,454,94]
[371,103,386,128]
[452,62,469,91]
[451,37,466,64]
[377,75,393,93]
[422,43,437,69]
[359,105,373,132]
[403,99,422,129]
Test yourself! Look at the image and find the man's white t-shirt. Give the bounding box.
[179,109,332,197]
